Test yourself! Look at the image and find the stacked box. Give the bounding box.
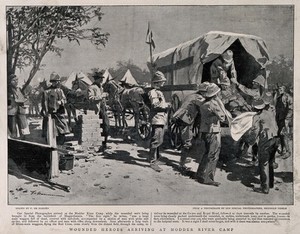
[76,110,103,150]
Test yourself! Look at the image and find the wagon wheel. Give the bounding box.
[136,116,151,140]
[136,106,151,140]
[168,94,182,149]
[169,122,182,149]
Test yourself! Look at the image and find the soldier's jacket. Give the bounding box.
[42,87,66,115]
[210,58,237,84]
[148,88,169,125]
[245,108,278,150]
[88,83,106,114]
[199,98,226,133]
[172,93,205,125]
[275,93,293,121]
[8,86,27,115]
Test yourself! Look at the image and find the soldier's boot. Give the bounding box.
[179,148,191,171]
[149,148,162,172]
[282,136,291,159]
[148,148,157,163]
[156,148,166,165]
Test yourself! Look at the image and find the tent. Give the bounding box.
[63,71,92,90]
[102,69,113,84]
[147,31,270,87]
[120,69,138,86]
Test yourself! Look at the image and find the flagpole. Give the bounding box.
[147,22,154,81]
[149,43,153,66]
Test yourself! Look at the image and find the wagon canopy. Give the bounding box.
[147,31,270,87]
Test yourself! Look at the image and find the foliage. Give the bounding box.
[7,6,110,92]
[266,55,293,88]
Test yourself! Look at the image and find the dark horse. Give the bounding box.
[60,78,90,127]
[103,79,151,139]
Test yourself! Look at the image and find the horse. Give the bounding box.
[27,87,42,117]
[103,79,150,133]
[61,77,90,127]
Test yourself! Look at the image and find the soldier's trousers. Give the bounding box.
[258,137,279,192]
[8,114,29,138]
[197,132,221,183]
[179,124,194,165]
[149,125,165,162]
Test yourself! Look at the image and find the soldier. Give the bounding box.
[41,72,70,145]
[219,78,251,118]
[231,75,265,105]
[148,71,171,172]
[231,75,266,163]
[210,50,237,85]
[245,99,279,194]
[274,85,293,159]
[88,71,111,152]
[171,84,207,171]
[196,83,227,186]
[8,74,30,139]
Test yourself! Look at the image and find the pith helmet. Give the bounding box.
[252,75,265,87]
[50,72,61,82]
[252,98,266,109]
[221,50,233,63]
[152,71,167,83]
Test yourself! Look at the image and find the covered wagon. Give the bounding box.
[147,31,270,110]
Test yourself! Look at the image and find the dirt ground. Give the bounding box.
[8,116,293,205]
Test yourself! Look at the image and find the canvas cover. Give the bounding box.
[147,31,270,86]
[120,69,138,86]
[63,71,92,90]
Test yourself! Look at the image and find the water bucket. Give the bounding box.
[59,154,74,171]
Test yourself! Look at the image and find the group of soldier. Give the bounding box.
[7,49,293,194]
[145,50,292,194]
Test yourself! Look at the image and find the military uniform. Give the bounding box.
[172,93,205,167]
[148,88,169,158]
[41,86,70,143]
[8,85,30,138]
[196,94,226,186]
[210,50,237,84]
[275,92,293,156]
[147,71,170,172]
[88,81,110,147]
[247,105,279,194]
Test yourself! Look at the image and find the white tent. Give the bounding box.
[120,69,138,86]
[103,69,113,84]
[63,71,92,89]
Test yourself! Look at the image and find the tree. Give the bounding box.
[7,6,110,92]
[266,55,293,87]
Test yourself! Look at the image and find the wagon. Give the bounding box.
[147,31,270,147]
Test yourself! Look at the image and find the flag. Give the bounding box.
[146,22,155,49]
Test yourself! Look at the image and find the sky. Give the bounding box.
[16,5,294,85]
